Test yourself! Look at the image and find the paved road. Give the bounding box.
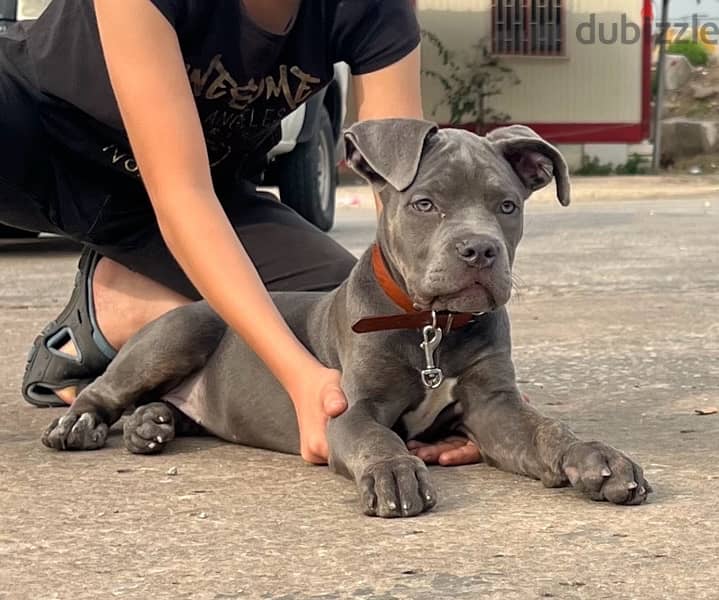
[1,193,718,600]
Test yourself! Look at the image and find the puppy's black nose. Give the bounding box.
[455,238,500,268]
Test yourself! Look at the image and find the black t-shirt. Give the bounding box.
[4,0,419,186]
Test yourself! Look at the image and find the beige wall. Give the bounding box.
[418,1,644,125]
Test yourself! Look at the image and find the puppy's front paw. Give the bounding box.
[42,411,109,451]
[562,441,652,505]
[358,455,437,518]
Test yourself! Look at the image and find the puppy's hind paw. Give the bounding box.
[123,402,176,455]
[42,411,109,451]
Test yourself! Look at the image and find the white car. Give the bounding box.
[264,61,349,232]
[0,0,349,236]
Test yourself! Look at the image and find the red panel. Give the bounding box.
[441,122,647,144]
[518,123,646,143]
[641,0,653,139]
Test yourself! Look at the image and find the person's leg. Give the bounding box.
[0,56,107,405]
[90,186,357,339]
[48,260,192,404]
[93,183,357,300]
[90,258,193,350]
[39,184,357,404]
[0,56,61,236]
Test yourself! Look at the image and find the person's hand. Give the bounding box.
[289,366,348,464]
[407,393,529,465]
[407,436,482,466]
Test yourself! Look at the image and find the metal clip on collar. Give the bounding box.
[420,311,444,389]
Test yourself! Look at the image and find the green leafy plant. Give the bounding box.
[667,39,710,66]
[574,156,615,176]
[615,153,649,175]
[421,30,520,134]
[574,153,649,176]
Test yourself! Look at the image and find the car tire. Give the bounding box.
[0,224,39,239]
[277,106,337,232]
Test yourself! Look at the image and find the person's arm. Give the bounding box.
[353,46,423,121]
[94,0,345,464]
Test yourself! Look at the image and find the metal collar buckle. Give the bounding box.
[420,311,444,389]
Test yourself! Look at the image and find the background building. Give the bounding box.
[417,0,654,168]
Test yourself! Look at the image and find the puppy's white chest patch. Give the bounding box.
[400,378,459,440]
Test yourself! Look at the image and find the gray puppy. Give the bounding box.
[43,119,651,517]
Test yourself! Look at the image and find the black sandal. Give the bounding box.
[22,249,117,407]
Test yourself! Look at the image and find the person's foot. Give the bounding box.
[407,437,482,466]
[22,251,116,407]
[407,393,530,466]
[53,386,77,405]
[52,257,190,404]
[51,259,116,403]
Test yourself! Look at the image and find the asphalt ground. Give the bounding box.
[1,189,717,599]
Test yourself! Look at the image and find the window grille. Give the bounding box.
[492,0,565,56]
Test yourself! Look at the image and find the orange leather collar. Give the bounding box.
[351,245,480,334]
[370,244,417,313]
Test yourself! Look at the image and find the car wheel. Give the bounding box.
[277,106,337,232]
[0,224,39,239]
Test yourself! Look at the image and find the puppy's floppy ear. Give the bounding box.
[488,125,571,206]
[344,119,438,191]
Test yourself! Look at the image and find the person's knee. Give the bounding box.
[321,253,357,291]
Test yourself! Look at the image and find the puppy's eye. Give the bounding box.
[411,198,435,213]
[500,200,518,215]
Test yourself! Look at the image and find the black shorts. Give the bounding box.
[0,58,356,298]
